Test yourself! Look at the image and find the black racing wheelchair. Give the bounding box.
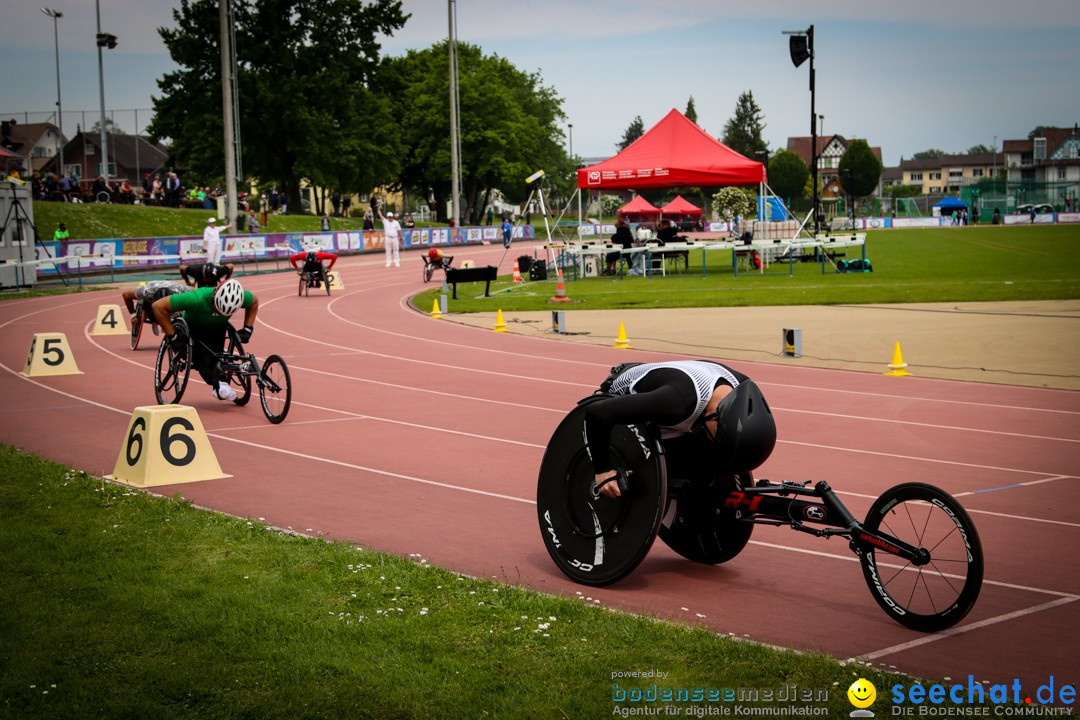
[537,395,984,632]
[422,252,454,283]
[298,264,332,297]
[154,317,293,424]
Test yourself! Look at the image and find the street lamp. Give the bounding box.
[94,0,117,188]
[41,8,63,178]
[784,25,818,233]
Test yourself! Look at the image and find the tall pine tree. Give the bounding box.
[721,91,768,158]
[684,96,698,124]
[618,116,645,151]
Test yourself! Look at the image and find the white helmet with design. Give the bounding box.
[213,278,245,316]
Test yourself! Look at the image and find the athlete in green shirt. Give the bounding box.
[152,279,258,402]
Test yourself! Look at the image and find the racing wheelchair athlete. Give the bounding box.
[290,249,337,296]
[123,280,189,350]
[537,359,983,632]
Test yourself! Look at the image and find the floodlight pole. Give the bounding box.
[808,26,818,234]
[42,8,64,178]
[95,0,108,187]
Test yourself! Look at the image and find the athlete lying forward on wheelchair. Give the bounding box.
[290,249,337,288]
[152,278,259,402]
[585,360,776,498]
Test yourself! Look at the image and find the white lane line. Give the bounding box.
[855,596,1080,661]
[782,439,1077,478]
[784,408,1080,444]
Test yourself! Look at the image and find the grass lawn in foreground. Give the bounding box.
[417,225,1080,313]
[0,445,916,718]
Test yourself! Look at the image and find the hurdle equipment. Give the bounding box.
[430,298,442,319]
[512,259,524,283]
[494,309,507,332]
[92,304,129,335]
[614,322,632,350]
[884,341,912,377]
[21,332,83,377]
[106,405,230,487]
[327,271,345,290]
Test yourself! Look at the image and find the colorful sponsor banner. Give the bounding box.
[1057,212,1080,223]
[38,225,536,276]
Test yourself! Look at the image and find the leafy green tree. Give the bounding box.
[766,150,808,207]
[380,41,569,224]
[618,116,645,152]
[90,118,126,135]
[149,0,408,213]
[967,144,993,155]
[837,139,883,206]
[884,184,922,198]
[710,186,755,224]
[721,91,768,159]
[912,149,944,160]
[684,97,698,124]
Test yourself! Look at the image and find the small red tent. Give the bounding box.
[578,109,765,190]
[616,195,662,221]
[660,195,703,217]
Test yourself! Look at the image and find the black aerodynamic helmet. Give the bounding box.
[306,250,317,264]
[706,380,776,473]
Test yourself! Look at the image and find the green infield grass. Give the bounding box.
[418,225,1080,312]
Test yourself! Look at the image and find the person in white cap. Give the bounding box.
[378,205,402,267]
[202,216,232,265]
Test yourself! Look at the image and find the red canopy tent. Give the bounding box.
[660,195,703,217]
[577,109,765,190]
[616,195,662,221]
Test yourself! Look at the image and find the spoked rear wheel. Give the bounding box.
[222,340,252,407]
[324,269,332,296]
[130,304,144,350]
[298,274,305,297]
[154,337,191,405]
[258,354,292,424]
[423,262,435,283]
[859,482,983,632]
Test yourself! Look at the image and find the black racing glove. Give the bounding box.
[237,325,254,344]
[167,332,187,352]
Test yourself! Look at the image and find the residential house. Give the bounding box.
[57,131,169,193]
[895,153,997,195]
[0,120,65,175]
[785,135,884,200]
[1002,126,1080,185]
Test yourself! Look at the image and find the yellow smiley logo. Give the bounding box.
[848,678,877,709]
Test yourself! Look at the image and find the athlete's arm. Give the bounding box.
[289,253,302,269]
[152,295,177,336]
[322,252,337,270]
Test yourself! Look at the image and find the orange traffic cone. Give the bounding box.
[614,322,632,349]
[430,298,442,319]
[512,259,523,283]
[549,267,571,303]
[883,341,911,376]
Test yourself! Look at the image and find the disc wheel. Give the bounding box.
[259,354,292,424]
[859,482,983,632]
[154,336,191,405]
[658,472,754,564]
[130,304,144,350]
[537,396,667,586]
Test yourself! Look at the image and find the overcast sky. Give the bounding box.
[3,0,1078,167]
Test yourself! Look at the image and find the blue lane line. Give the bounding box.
[972,483,1026,494]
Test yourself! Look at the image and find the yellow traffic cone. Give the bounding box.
[430,298,442,319]
[614,322,632,350]
[884,341,912,376]
[494,309,507,332]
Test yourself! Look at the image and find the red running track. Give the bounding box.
[2,244,1078,689]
